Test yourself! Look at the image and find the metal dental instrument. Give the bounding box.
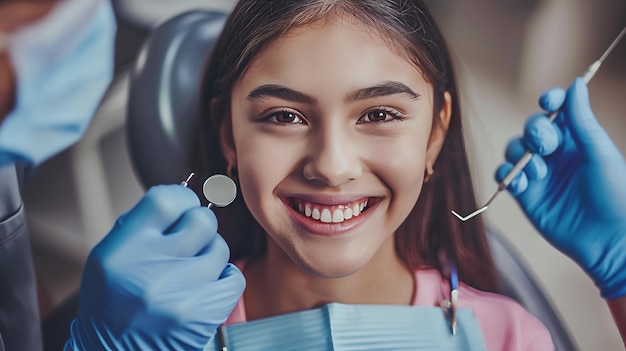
[180,172,195,187]
[452,25,626,222]
[180,172,237,208]
[203,174,237,208]
[449,264,458,335]
[440,263,459,335]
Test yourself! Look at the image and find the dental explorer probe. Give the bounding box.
[452,25,626,222]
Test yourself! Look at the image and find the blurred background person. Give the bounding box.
[0,0,115,349]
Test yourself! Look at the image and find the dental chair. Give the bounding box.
[42,10,578,351]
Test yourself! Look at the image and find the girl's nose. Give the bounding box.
[302,128,362,187]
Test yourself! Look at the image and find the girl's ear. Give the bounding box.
[425,91,452,168]
[215,98,237,168]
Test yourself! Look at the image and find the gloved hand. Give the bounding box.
[64,185,246,350]
[496,78,626,299]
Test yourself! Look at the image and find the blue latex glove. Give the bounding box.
[64,185,246,350]
[496,78,626,299]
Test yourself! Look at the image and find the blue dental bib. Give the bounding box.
[205,303,487,350]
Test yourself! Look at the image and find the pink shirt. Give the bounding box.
[225,268,554,351]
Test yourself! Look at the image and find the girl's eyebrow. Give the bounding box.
[246,81,420,103]
[247,84,316,104]
[346,81,420,102]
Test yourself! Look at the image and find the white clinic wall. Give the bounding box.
[24,0,624,350]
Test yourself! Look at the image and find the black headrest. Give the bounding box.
[127,10,227,188]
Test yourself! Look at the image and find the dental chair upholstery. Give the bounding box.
[127,10,227,187]
[42,10,578,351]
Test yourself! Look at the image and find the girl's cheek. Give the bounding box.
[367,134,427,178]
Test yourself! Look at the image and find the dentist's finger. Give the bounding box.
[504,137,548,181]
[495,162,528,195]
[523,113,562,157]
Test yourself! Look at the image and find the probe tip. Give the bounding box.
[451,206,489,222]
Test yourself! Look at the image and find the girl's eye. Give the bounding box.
[265,110,304,124]
[358,108,402,123]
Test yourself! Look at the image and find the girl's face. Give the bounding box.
[224,15,450,278]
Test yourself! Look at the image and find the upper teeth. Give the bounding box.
[296,199,368,223]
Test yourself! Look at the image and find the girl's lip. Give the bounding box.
[284,193,374,206]
[282,196,381,236]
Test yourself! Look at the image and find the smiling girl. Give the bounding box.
[191,0,550,349]
[59,0,626,349]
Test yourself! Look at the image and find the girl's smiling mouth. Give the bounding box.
[291,198,368,223]
[283,196,382,235]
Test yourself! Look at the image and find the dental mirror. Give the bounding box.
[202,174,237,208]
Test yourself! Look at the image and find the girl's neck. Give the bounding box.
[242,236,415,321]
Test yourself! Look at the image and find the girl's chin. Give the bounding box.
[290,251,373,279]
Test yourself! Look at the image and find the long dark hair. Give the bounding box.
[193,0,498,293]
